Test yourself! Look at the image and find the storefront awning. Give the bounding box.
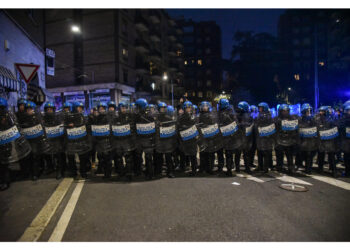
[0,65,20,91]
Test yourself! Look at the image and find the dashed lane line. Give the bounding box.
[48,180,85,242]
[18,178,74,242]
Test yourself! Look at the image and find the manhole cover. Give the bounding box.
[279,183,308,192]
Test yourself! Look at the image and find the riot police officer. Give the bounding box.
[193,105,199,117]
[88,107,100,172]
[316,106,339,177]
[107,101,117,115]
[0,98,31,190]
[218,98,240,176]
[167,105,181,170]
[154,102,176,178]
[18,101,52,180]
[298,103,318,174]
[235,101,254,174]
[248,105,259,169]
[148,104,158,116]
[340,104,350,177]
[198,101,222,174]
[15,98,31,178]
[254,102,276,173]
[107,101,122,175]
[111,102,136,181]
[64,101,92,179]
[177,101,199,176]
[275,104,299,175]
[61,102,75,176]
[89,102,113,179]
[42,102,65,179]
[134,98,156,180]
[16,98,27,121]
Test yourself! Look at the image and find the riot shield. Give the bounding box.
[65,112,92,155]
[0,110,31,164]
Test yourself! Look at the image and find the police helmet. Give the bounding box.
[183,101,193,109]
[0,97,8,108]
[237,101,250,112]
[218,98,230,110]
[258,102,269,112]
[135,98,148,109]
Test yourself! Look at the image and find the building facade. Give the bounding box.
[278,9,350,105]
[134,9,184,104]
[45,9,136,109]
[0,9,47,108]
[176,18,222,102]
[45,9,184,109]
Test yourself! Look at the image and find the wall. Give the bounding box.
[0,11,46,90]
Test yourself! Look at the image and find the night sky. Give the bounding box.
[166,9,286,59]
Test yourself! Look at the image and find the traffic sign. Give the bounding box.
[14,63,40,84]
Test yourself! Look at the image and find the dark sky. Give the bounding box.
[166,9,285,59]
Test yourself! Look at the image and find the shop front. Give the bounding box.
[48,82,135,111]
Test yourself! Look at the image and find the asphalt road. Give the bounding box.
[1,163,350,242]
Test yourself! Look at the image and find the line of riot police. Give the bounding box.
[1,96,350,191]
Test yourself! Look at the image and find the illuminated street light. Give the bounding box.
[71,25,81,33]
[288,87,292,91]
[151,82,155,90]
[163,72,168,81]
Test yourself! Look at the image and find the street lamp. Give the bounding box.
[71,25,81,33]
[288,87,292,91]
[151,82,155,91]
[163,72,173,107]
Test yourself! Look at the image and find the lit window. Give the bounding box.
[177,50,182,56]
[197,59,202,65]
[122,48,128,56]
[294,74,300,81]
[198,91,203,98]
[192,59,195,64]
[319,61,325,66]
[192,92,196,97]
[184,60,188,65]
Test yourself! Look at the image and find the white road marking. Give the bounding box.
[303,173,350,191]
[236,173,265,183]
[232,182,240,186]
[268,171,313,186]
[48,180,85,242]
[18,178,73,242]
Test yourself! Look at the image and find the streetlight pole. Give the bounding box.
[171,78,174,107]
[163,72,174,106]
[314,23,319,110]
